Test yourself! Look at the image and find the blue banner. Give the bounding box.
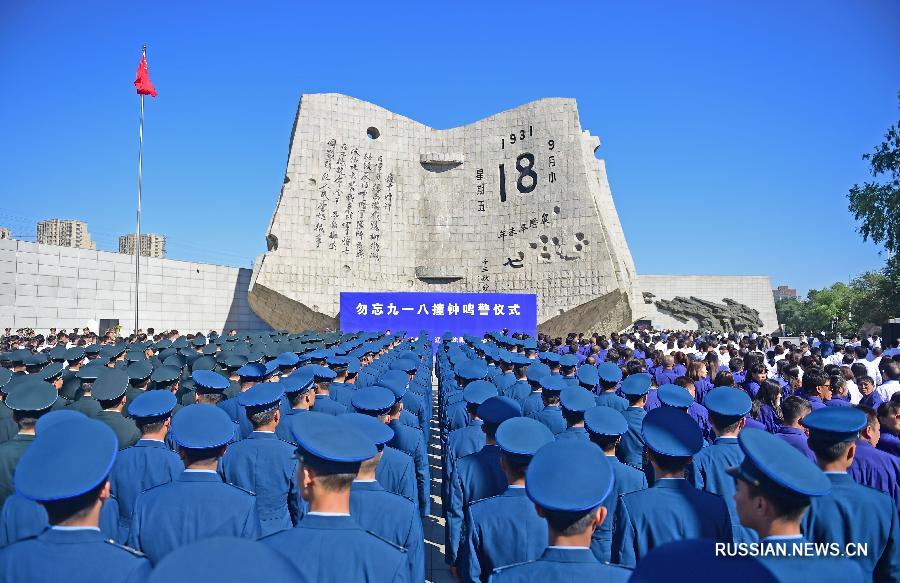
[339,292,537,347]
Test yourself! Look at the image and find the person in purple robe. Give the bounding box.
[876,399,900,457]
[773,396,817,463]
[849,405,900,512]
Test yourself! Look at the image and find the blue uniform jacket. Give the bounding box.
[377,445,418,504]
[311,394,348,416]
[805,472,900,580]
[617,407,646,469]
[350,480,424,583]
[0,494,121,547]
[388,419,430,516]
[0,528,151,583]
[447,445,507,566]
[534,406,566,435]
[218,398,254,440]
[612,478,732,567]
[594,392,628,412]
[219,431,300,536]
[128,470,260,564]
[555,426,590,441]
[465,486,547,583]
[259,513,409,583]
[522,393,544,419]
[688,436,758,543]
[109,438,184,541]
[488,547,631,583]
[591,456,647,563]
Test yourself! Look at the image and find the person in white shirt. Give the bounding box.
[876,361,900,402]
[852,346,882,386]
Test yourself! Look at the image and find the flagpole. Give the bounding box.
[135,45,145,334]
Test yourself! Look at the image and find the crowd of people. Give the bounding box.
[0,325,897,581]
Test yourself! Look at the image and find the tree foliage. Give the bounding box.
[847,96,900,254]
[775,256,900,335]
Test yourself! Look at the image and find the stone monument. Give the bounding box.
[248,94,642,334]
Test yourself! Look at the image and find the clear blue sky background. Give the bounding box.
[1,1,898,295]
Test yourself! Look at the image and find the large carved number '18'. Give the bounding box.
[516,153,537,194]
[499,152,537,202]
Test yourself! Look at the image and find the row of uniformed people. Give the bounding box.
[0,333,435,565]
[435,334,899,581]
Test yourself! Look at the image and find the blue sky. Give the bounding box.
[1,0,898,295]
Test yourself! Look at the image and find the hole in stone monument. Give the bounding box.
[575,244,583,252]
[553,206,561,214]
[408,280,414,288]
[582,239,590,245]
[517,251,524,259]
[342,265,350,272]
[309,178,317,186]
[575,232,584,241]
[266,234,279,251]
[313,305,320,311]
[540,252,551,260]
[283,176,291,184]
[539,235,549,244]
[529,242,538,249]
[551,237,559,246]
[366,127,380,140]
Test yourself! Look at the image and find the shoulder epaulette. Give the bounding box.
[364,529,407,553]
[226,482,256,496]
[491,560,531,574]
[105,539,147,558]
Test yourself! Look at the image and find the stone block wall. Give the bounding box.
[0,238,269,334]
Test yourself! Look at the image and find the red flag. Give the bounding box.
[134,54,157,97]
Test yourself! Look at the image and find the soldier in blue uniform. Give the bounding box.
[92,368,141,450]
[520,362,551,418]
[583,405,647,562]
[689,386,758,543]
[128,404,260,564]
[0,415,151,583]
[593,363,626,411]
[465,416,554,582]
[108,391,183,542]
[259,412,409,582]
[489,439,631,582]
[659,381,714,444]
[350,386,420,507]
[218,365,261,438]
[342,412,424,583]
[617,373,651,469]
[532,375,566,435]
[801,407,900,580]
[556,386,594,441]
[220,383,300,536]
[445,382,500,488]
[446,395,520,572]
[727,428,867,582]
[309,364,347,416]
[274,369,316,445]
[612,406,732,567]
[559,354,579,387]
[325,355,359,408]
[0,381,57,507]
[0,409,121,547]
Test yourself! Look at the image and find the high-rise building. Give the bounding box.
[119,233,166,258]
[773,285,797,302]
[0,227,11,240]
[36,219,96,249]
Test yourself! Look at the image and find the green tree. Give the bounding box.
[847,97,900,254]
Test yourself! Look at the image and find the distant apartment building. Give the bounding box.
[0,227,11,240]
[119,233,166,258]
[36,219,96,249]
[773,285,797,302]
